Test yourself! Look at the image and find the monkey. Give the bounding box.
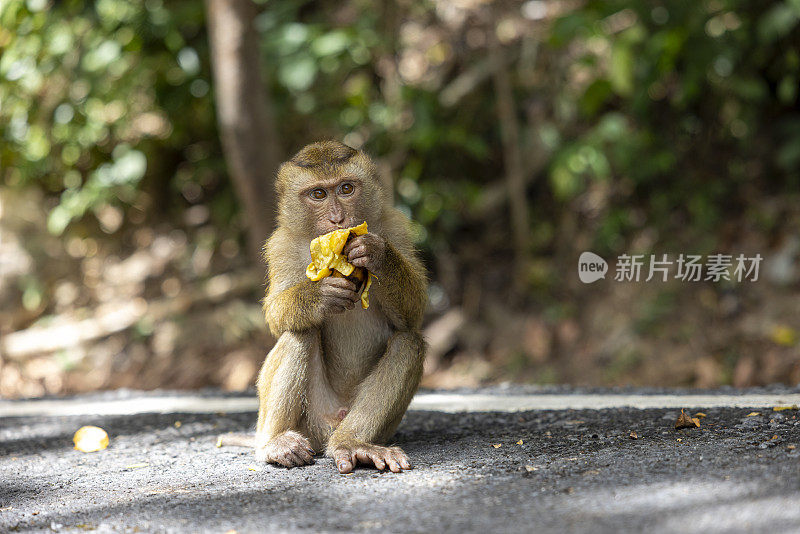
[217,141,427,474]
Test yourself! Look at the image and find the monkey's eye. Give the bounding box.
[309,189,327,200]
[339,182,354,196]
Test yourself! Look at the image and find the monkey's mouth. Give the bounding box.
[320,221,355,235]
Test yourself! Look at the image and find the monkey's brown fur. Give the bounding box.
[220,141,427,474]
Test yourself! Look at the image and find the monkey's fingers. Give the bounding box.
[385,455,402,473]
[322,286,360,303]
[333,449,356,474]
[323,276,358,292]
[356,448,386,471]
[349,256,371,269]
[341,236,366,257]
[286,433,316,458]
[388,447,412,471]
[345,245,369,262]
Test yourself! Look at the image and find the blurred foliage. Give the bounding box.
[2,0,799,278]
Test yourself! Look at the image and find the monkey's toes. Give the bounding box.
[259,431,316,468]
[333,444,411,474]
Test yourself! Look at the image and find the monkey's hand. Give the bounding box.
[317,276,361,316]
[343,233,387,274]
[330,440,412,474]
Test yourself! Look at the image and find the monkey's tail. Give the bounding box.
[215,433,255,448]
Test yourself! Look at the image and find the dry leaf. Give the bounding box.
[746,412,761,417]
[787,445,796,450]
[694,412,707,418]
[306,221,372,309]
[773,405,799,411]
[125,463,149,469]
[516,439,524,445]
[675,409,701,429]
[174,421,182,428]
[73,426,109,453]
[629,431,638,439]
[492,443,502,448]
[524,465,537,472]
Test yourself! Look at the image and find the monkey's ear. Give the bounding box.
[275,162,292,197]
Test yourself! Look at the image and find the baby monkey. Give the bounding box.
[218,141,427,473]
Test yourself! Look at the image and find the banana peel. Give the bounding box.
[306,221,373,309]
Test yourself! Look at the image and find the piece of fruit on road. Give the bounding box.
[306,221,373,309]
[73,426,109,452]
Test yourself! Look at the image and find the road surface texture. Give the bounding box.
[1,387,799,533]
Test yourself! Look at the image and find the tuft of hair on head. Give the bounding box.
[290,140,357,172]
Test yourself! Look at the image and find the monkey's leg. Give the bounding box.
[301,337,349,449]
[326,331,425,473]
[255,331,317,467]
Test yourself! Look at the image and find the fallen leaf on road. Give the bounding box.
[125,463,149,469]
[773,405,798,411]
[675,409,701,429]
[629,431,638,439]
[73,426,109,453]
[516,439,524,445]
[174,421,182,428]
[694,412,707,418]
[787,445,796,450]
[746,412,761,417]
[492,443,502,448]
[524,465,537,472]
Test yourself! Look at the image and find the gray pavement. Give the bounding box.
[1,388,799,533]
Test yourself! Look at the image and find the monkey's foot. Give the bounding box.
[256,430,315,468]
[330,442,412,474]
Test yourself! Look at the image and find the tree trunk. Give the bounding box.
[487,17,530,290]
[206,0,282,263]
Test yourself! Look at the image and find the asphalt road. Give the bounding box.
[1,388,799,533]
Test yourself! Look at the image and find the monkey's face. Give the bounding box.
[300,177,370,236]
[276,141,385,235]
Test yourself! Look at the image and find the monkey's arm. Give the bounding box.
[263,229,361,336]
[371,241,427,330]
[344,210,427,331]
[264,279,324,335]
